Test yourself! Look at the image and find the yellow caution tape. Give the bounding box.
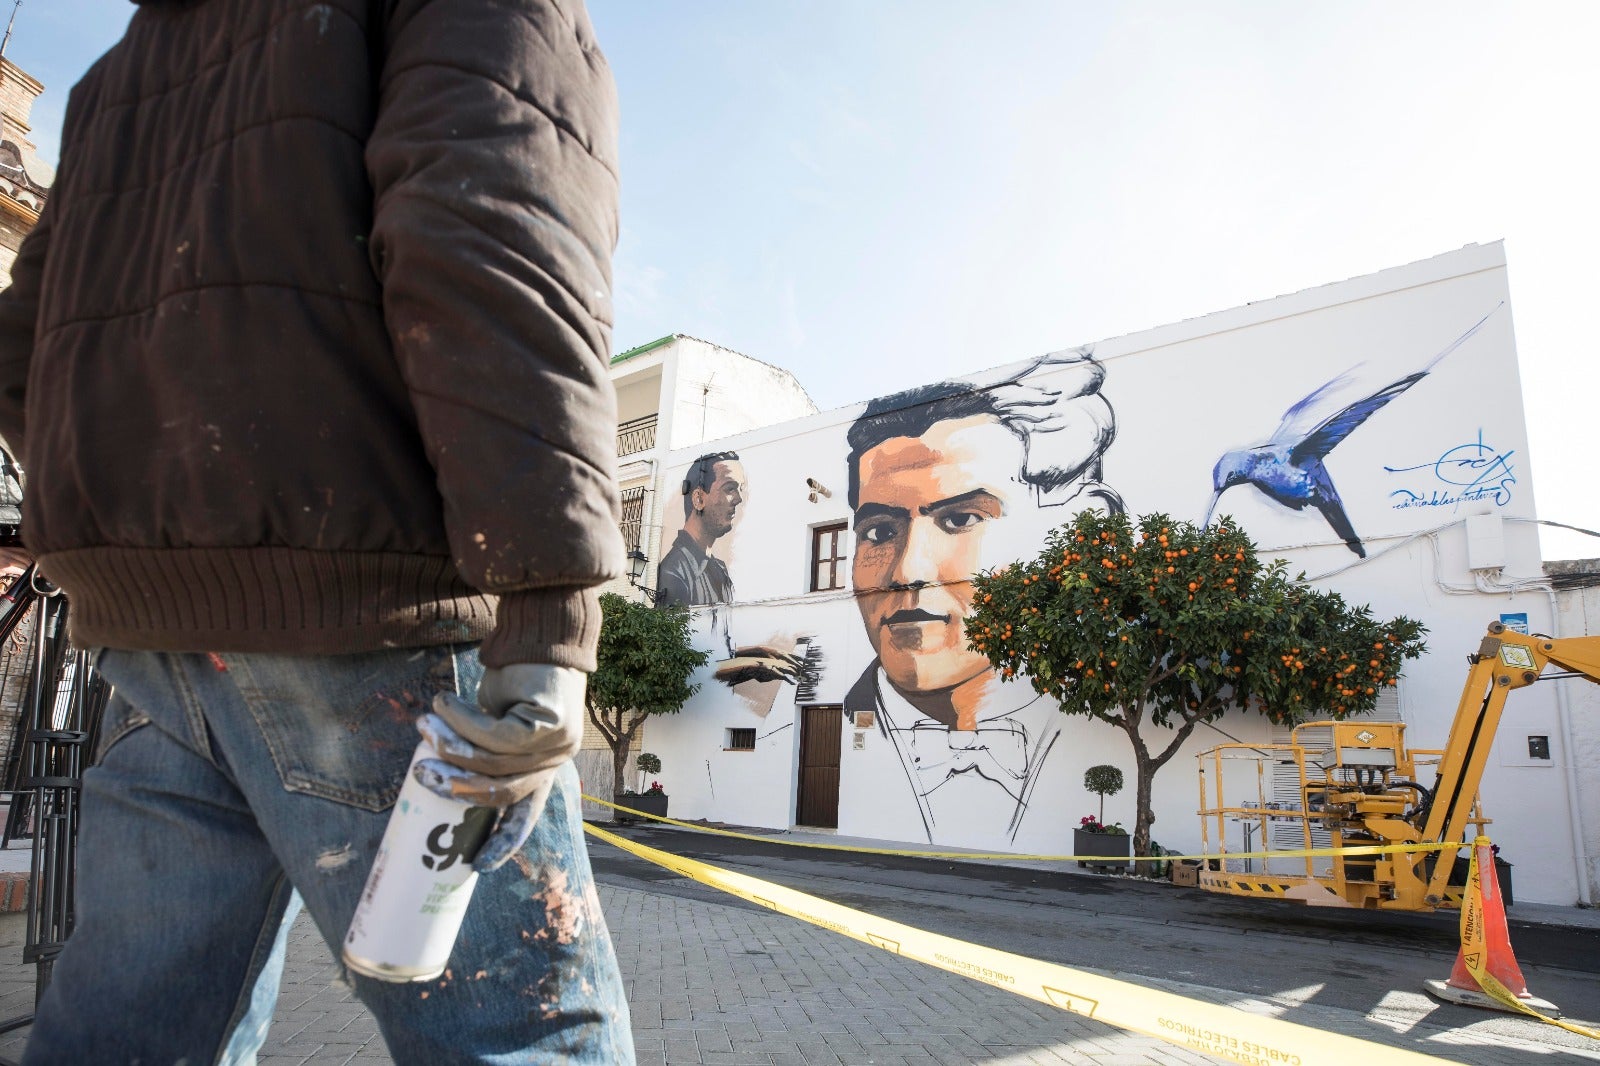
[1459,838,1600,1040]
[586,822,1460,1066]
[586,793,1462,865]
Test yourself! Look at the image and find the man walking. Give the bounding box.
[0,1,631,1062]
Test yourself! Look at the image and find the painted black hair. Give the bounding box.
[682,451,741,518]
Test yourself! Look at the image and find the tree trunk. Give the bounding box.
[610,711,646,803]
[1126,707,1207,877]
[612,730,632,795]
[1117,705,1164,878]
[1131,741,1157,869]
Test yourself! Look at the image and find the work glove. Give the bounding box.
[413,664,587,873]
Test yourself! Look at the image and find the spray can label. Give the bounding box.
[341,738,495,982]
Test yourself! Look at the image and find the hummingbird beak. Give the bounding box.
[1201,489,1223,531]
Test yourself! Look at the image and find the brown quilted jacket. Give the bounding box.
[0,0,623,670]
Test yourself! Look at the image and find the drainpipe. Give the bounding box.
[1543,585,1594,906]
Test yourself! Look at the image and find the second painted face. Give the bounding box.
[851,415,1029,701]
[696,460,746,539]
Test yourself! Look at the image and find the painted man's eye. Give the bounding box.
[936,511,986,533]
[856,519,901,545]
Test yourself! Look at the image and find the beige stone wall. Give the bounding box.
[0,211,29,283]
[0,59,42,150]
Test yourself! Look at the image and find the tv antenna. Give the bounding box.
[0,2,19,61]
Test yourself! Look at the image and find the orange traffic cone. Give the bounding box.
[1425,838,1561,1017]
[1445,840,1528,997]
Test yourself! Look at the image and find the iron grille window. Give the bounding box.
[726,727,756,751]
[619,487,646,552]
[811,522,847,592]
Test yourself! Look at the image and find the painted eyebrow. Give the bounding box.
[853,502,909,524]
[852,489,1005,525]
[920,488,1004,517]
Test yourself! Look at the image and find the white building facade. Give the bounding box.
[577,335,818,808]
[637,244,1596,907]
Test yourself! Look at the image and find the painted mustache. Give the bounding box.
[883,608,948,626]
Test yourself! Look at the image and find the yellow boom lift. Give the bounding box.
[1195,622,1600,911]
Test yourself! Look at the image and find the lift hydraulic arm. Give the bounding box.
[1413,622,1600,905]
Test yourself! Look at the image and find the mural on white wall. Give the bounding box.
[1202,306,1501,556]
[842,349,1121,843]
[657,450,816,717]
[1383,428,1518,512]
[656,450,743,612]
[646,255,1564,884]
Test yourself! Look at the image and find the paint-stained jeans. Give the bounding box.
[22,646,634,1065]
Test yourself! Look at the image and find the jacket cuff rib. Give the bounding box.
[479,587,602,672]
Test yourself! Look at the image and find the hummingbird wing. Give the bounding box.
[1289,371,1429,464]
[1269,303,1503,457]
[1264,370,1358,448]
[1417,302,1503,373]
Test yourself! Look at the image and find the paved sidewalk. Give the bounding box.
[0,830,1594,1063]
[0,884,1213,1066]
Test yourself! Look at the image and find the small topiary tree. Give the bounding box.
[634,751,662,793]
[1084,764,1124,825]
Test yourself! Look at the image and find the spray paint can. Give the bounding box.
[342,735,496,982]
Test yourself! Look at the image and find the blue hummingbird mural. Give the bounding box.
[1203,305,1501,557]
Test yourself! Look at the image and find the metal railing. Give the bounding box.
[616,416,657,457]
[619,487,646,552]
[0,572,108,1057]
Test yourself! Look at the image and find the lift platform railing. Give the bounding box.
[1195,721,1488,909]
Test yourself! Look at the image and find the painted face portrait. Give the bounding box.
[694,460,745,540]
[852,415,1031,702]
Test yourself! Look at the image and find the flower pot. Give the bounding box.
[1074,827,1131,871]
[614,791,668,825]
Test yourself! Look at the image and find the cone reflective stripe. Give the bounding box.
[1448,837,1529,998]
[1424,836,1600,1040]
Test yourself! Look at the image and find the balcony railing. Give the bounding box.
[617,415,657,457]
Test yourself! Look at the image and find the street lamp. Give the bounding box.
[626,548,655,601]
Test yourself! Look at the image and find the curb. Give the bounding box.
[0,873,27,913]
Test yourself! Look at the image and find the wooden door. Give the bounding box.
[795,705,841,828]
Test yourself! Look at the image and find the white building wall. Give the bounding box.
[639,243,1595,906]
[666,337,819,451]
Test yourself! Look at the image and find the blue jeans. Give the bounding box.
[23,646,633,1065]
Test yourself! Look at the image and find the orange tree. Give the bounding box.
[965,510,1426,862]
[588,593,709,795]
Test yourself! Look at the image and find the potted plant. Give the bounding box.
[1075,765,1131,870]
[615,753,668,825]
[632,779,669,821]
[1074,815,1131,870]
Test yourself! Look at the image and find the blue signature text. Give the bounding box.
[1383,431,1515,511]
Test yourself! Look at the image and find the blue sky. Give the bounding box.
[14,1,1600,558]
